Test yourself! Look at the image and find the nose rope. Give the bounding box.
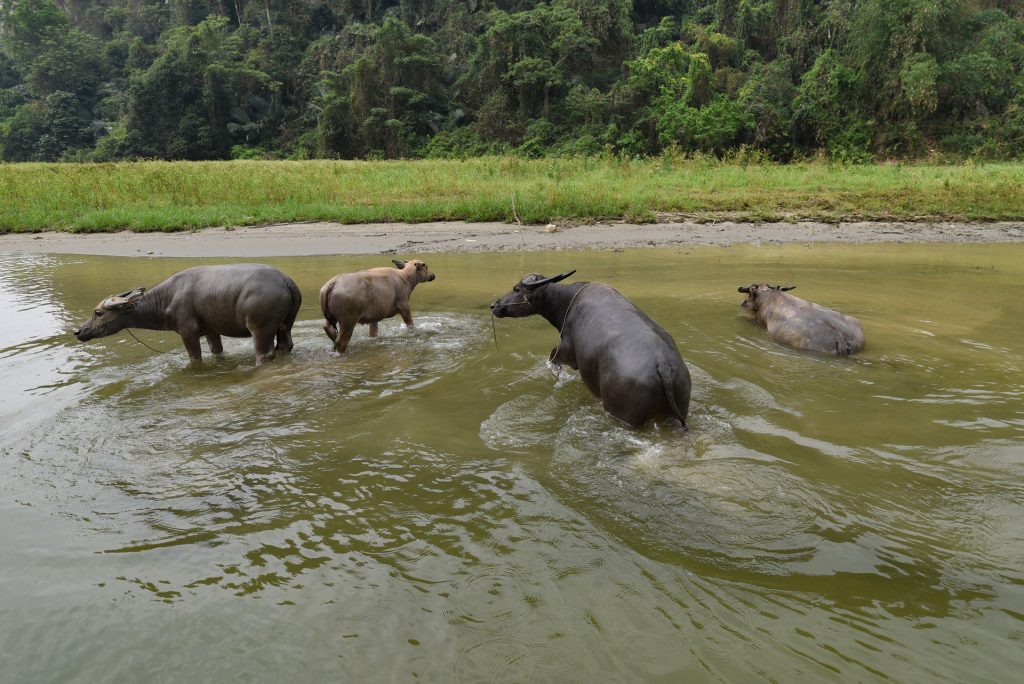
[558,283,593,334]
[505,361,556,387]
[125,328,165,354]
[490,295,531,354]
[491,293,532,369]
[493,282,593,376]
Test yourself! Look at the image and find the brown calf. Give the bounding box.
[319,259,436,354]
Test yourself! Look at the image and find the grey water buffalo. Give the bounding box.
[490,270,691,428]
[73,264,302,365]
[319,259,436,354]
[738,284,864,355]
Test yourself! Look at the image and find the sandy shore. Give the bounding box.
[2,220,1024,257]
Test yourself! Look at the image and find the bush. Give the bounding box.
[656,94,753,154]
[230,144,270,159]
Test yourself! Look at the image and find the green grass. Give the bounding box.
[2,157,1023,233]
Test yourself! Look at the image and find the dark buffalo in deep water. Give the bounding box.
[74,264,302,365]
[319,259,436,354]
[738,283,865,355]
[490,271,691,428]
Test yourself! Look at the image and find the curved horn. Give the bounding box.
[523,269,577,290]
[738,285,752,293]
[779,285,796,291]
[102,287,146,310]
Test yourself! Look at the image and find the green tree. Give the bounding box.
[739,56,796,159]
[1,90,90,160]
[313,17,443,158]
[655,93,752,153]
[459,4,599,143]
[122,17,278,159]
[0,0,69,66]
[684,52,714,106]
[792,48,869,160]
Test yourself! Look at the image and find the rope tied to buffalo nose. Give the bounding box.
[491,311,501,362]
[126,329,166,354]
[559,282,593,334]
[490,294,532,359]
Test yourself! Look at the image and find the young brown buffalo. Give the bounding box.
[319,259,436,354]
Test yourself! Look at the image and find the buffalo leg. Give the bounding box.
[249,325,277,366]
[606,398,648,428]
[275,325,294,353]
[181,331,203,364]
[323,320,338,341]
[397,305,414,328]
[333,322,355,354]
[368,322,379,337]
[207,334,223,354]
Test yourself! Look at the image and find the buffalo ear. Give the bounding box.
[523,269,577,290]
[392,259,407,269]
[780,285,796,291]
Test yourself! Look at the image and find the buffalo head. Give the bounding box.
[73,287,146,341]
[393,258,436,283]
[738,283,795,314]
[489,270,576,318]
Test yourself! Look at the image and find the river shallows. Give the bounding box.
[1,245,1022,682]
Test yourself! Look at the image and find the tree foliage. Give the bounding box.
[1,0,1023,161]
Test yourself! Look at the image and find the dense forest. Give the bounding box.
[0,0,1022,163]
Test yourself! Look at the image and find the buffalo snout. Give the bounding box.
[73,317,97,341]
[73,321,100,341]
[73,325,98,342]
[489,290,528,318]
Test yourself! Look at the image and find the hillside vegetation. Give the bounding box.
[1,1,1023,163]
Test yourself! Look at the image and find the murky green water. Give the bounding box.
[1,244,1022,682]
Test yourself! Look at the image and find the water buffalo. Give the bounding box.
[490,270,691,428]
[319,258,436,354]
[73,264,302,365]
[738,284,864,355]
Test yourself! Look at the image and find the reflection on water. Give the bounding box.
[1,245,1023,682]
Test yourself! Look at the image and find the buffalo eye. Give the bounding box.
[94,309,103,316]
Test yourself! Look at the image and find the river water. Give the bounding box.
[1,245,1022,682]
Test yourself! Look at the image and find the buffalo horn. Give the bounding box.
[738,285,752,293]
[523,269,577,290]
[103,287,146,310]
[780,285,796,291]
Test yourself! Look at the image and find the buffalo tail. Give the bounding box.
[319,279,338,327]
[282,276,302,331]
[657,361,688,430]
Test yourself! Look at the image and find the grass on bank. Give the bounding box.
[1,157,1023,233]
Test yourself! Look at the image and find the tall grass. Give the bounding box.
[2,157,1022,233]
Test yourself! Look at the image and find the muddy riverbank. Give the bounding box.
[2,220,1023,257]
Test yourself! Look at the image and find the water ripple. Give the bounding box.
[4,250,1024,682]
